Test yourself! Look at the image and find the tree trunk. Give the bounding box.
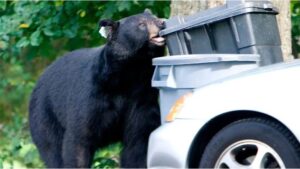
[170,0,292,61]
[271,0,292,61]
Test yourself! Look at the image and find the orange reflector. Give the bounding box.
[166,93,193,122]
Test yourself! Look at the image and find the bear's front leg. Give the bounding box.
[62,130,96,168]
[121,103,160,168]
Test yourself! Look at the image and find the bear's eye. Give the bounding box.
[138,22,146,30]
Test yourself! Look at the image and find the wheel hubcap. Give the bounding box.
[214,139,285,169]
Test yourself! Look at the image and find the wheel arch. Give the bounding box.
[187,110,299,168]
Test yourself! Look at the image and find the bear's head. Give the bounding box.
[99,10,165,59]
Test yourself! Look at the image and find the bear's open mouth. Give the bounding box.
[150,35,165,46]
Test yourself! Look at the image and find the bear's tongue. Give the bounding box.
[151,37,165,46]
[152,37,165,42]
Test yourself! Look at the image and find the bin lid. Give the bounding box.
[160,1,278,36]
[152,54,260,66]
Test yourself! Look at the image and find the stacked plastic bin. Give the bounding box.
[151,0,283,123]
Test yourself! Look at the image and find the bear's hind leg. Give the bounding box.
[121,139,148,168]
[62,130,96,168]
[121,104,160,168]
[37,136,64,168]
[30,110,64,168]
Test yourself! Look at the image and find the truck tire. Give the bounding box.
[199,118,300,168]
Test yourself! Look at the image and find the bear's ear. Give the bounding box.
[98,19,119,39]
[144,8,153,15]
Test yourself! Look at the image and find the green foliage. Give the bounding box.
[291,0,300,58]
[0,0,170,168]
[0,61,42,168]
[0,1,170,61]
[0,114,43,168]
[92,143,122,169]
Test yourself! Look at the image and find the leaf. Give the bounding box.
[19,24,29,29]
[63,23,78,38]
[54,0,64,7]
[117,1,131,11]
[79,10,86,18]
[52,30,62,37]
[30,30,43,46]
[0,0,6,11]
[16,37,29,48]
[102,2,117,19]
[26,47,38,60]
[63,29,76,38]
[0,158,3,169]
[163,6,171,18]
[146,1,154,6]
[42,27,54,36]
[133,0,139,5]
[0,40,8,49]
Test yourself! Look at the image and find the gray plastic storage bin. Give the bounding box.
[152,54,259,123]
[160,1,282,66]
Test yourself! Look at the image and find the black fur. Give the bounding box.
[29,11,165,168]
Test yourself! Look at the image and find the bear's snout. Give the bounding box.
[157,19,166,30]
[148,19,166,46]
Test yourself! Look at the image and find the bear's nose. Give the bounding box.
[157,19,166,30]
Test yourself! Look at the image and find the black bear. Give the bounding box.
[29,10,165,168]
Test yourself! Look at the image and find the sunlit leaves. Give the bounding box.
[16,37,29,48]
[291,0,300,57]
[30,30,43,46]
[92,143,122,169]
[0,1,171,61]
[19,23,29,29]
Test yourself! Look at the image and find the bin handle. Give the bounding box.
[152,66,177,88]
[166,66,177,88]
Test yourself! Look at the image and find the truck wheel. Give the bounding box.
[199,118,300,168]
